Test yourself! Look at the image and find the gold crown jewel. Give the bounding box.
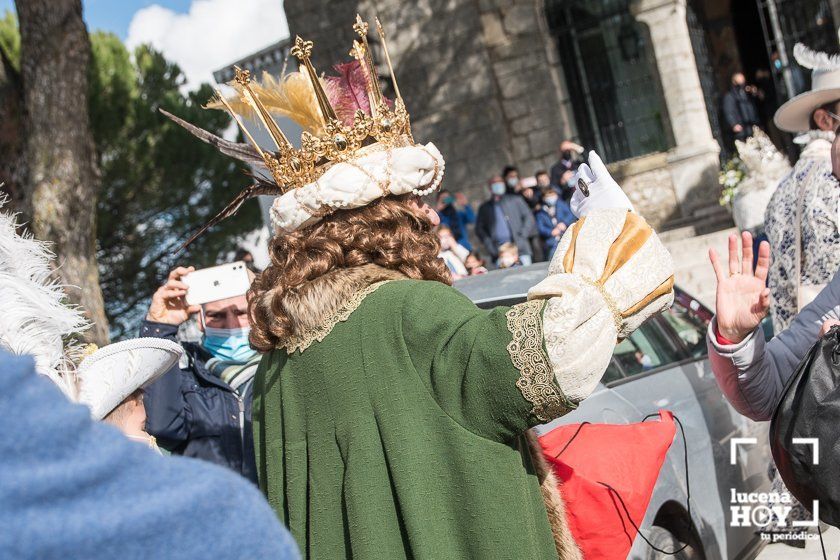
[161,14,441,248]
[209,15,414,193]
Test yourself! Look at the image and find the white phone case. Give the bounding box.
[183,261,251,306]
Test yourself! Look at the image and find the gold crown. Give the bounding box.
[214,15,413,193]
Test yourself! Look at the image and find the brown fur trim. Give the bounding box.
[526,430,584,560]
[279,264,407,343]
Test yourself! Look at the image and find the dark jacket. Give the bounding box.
[475,194,536,260]
[439,203,475,251]
[142,320,257,483]
[0,351,299,560]
[535,200,577,258]
[722,86,760,139]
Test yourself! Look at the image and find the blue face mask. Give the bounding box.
[202,326,257,362]
[491,182,506,196]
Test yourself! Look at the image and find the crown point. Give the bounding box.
[353,14,369,36]
[291,36,313,59]
[233,66,251,85]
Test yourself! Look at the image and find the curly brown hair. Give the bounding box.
[248,194,451,351]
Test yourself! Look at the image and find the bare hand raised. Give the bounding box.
[146,266,201,326]
[709,232,771,343]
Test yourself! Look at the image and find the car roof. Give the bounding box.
[455,263,693,309]
[454,263,550,305]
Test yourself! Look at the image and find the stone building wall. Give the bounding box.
[283,0,575,199]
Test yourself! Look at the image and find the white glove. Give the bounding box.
[570,151,634,218]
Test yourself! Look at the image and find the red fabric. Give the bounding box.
[714,325,737,346]
[538,411,676,560]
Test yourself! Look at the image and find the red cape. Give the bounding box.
[539,410,677,560]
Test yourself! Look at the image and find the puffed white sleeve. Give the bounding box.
[524,208,675,406]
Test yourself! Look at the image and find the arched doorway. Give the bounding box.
[544,0,673,163]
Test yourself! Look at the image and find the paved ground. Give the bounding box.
[755,526,840,559]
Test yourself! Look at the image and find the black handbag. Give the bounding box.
[770,325,840,527]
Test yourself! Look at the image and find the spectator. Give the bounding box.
[502,164,520,192]
[722,72,762,142]
[766,43,840,331]
[518,175,541,210]
[535,185,577,259]
[550,140,584,201]
[436,189,475,251]
[475,175,536,266]
[75,338,183,454]
[497,242,522,269]
[706,232,838,421]
[0,351,300,560]
[465,251,488,275]
[234,248,261,273]
[143,265,259,483]
[437,225,469,278]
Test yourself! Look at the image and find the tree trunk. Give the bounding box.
[0,42,25,209]
[15,0,109,345]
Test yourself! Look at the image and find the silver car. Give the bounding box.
[455,263,772,560]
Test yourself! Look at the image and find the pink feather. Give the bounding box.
[325,61,372,126]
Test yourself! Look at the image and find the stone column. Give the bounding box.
[632,0,722,215]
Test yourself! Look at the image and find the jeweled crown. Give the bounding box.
[214,15,413,192]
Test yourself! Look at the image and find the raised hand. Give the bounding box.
[709,232,771,343]
[146,266,201,326]
[570,151,634,218]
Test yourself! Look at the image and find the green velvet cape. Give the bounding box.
[253,279,570,559]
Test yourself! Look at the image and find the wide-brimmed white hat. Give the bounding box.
[775,44,840,133]
[76,338,183,420]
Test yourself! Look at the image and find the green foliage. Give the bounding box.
[0,20,259,338]
[94,40,259,338]
[0,10,19,69]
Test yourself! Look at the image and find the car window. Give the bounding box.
[612,319,684,377]
[602,358,624,385]
[662,297,710,358]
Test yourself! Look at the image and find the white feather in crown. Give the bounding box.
[794,43,840,71]
[0,199,89,398]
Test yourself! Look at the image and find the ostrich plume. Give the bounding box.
[794,43,840,71]
[0,199,89,398]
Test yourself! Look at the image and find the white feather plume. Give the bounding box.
[0,199,89,398]
[794,43,840,71]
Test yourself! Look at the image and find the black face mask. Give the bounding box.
[561,150,573,160]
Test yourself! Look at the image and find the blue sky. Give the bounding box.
[1,0,287,89]
[0,0,192,39]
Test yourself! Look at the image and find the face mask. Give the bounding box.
[543,196,558,207]
[499,256,517,268]
[561,150,573,160]
[506,177,518,188]
[491,182,506,196]
[202,325,257,362]
[443,195,455,205]
[774,59,782,70]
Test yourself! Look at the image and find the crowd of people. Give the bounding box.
[434,140,584,278]
[4,15,840,560]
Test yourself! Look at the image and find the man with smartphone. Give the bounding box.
[141,263,258,482]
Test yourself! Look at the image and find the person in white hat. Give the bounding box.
[766,43,840,333]
[75,338,183,452]
[0,199,183,453]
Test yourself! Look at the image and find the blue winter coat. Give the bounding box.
[142,320,257,483]
[0,351,299,559]
[535,201,577,258]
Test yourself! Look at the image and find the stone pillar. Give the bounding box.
[632,0,722,215]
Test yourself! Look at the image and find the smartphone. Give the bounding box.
[183,262,251,306]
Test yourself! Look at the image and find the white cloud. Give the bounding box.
[126,0,288,91]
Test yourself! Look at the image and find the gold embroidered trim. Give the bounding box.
[283,280,392,354]
[505,300,575,422]
[580,276,622,331]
